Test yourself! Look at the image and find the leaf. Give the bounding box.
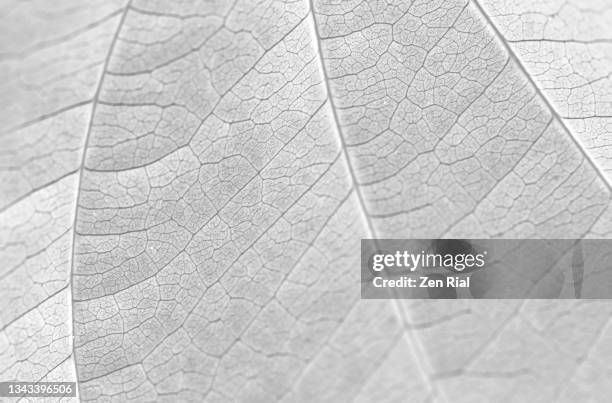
[2,0,612,402]
[0,0,126,391]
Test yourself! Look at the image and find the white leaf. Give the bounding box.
[1,0,611,402]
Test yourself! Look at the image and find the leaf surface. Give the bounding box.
[2,0,612,402]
